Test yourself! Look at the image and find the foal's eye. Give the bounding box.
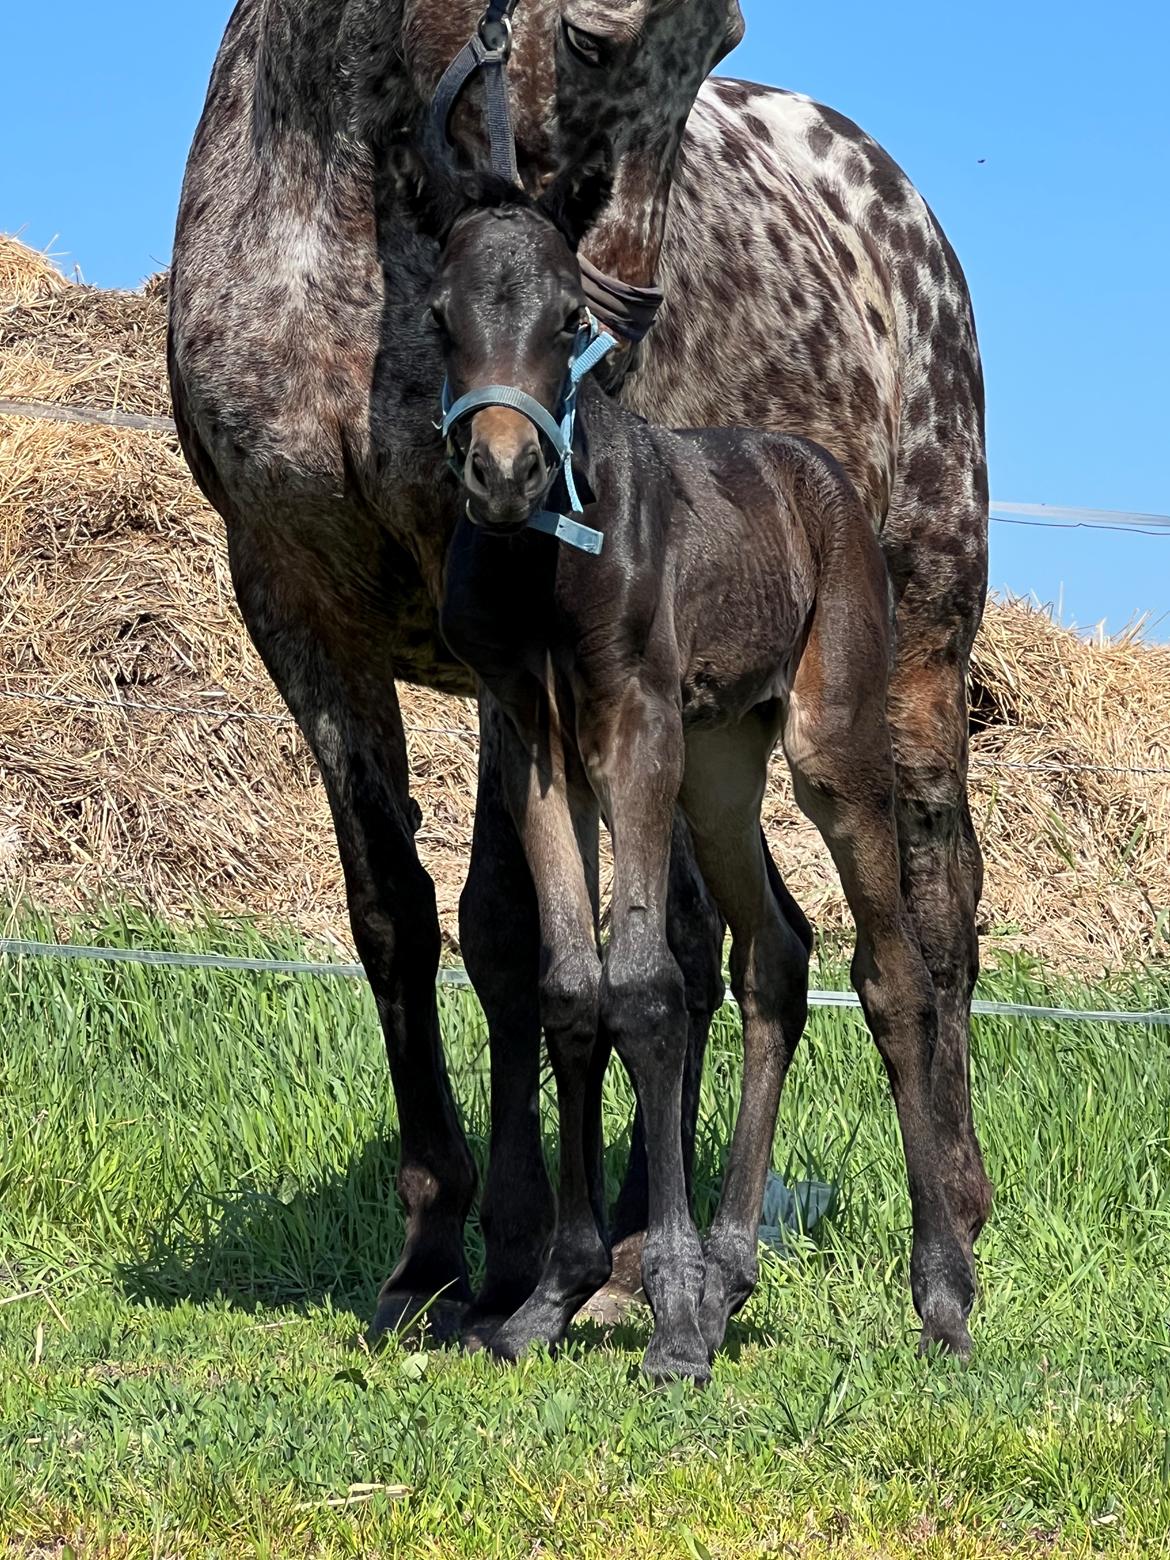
[563,22,608,66]
[560,309,583,337]
[427,303,449,336]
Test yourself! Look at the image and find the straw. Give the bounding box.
[1,234,1166,971]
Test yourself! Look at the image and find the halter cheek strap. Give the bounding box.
[439,320,618,555]
[429,5,666,346]
[431,2,521,184]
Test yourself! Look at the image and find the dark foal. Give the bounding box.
[430,176,970,1382]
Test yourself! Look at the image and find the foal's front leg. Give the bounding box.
[583,683,709,1383]
[487,692,613,1362]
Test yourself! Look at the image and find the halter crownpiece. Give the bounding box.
[439,316,618,555]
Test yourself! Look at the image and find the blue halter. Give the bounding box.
[439,317,618,555]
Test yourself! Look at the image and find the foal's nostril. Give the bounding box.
[468,447,490,494]
[518,444,546,497]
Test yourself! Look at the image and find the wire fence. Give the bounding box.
[1,937,1165,1028]
[4,392,1168,538]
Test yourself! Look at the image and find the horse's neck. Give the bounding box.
[253,0,418,149]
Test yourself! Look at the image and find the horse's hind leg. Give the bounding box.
[786,601,975,1356]
[459,697,556,1342]
[884,463,993,1277]
[887,634,993,1264]
[228,524,475,1340]
[679,717,811,1359]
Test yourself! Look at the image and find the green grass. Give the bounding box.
[1,905,1168,1557]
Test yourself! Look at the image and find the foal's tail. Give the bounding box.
[762,830,814,956]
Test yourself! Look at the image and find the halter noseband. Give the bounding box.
[439,317,618,555]
[429,2,665,345]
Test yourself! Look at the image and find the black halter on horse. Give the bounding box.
[430,1,665,345]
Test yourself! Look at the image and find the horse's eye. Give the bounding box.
[563,22,607,66]
[427,303,449,335]
[561,309,583,337]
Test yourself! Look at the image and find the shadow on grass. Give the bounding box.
[116,1129,790,1355]
[118,1134,409,1326]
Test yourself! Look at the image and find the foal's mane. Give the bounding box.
[448,174,580,253]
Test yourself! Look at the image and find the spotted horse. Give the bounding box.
[168,0,992,1358]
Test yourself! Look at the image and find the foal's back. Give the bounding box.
[615,410,882,731]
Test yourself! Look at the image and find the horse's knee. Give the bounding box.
[460,879,536,1006]
[667,822,726,1016]
[671,911,725,1018]
[729,914,809,1039]
[350,855,441,990]
[851,936,936,1065]
[894,754,983,985]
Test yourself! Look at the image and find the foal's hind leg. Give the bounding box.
[680,717,811,1359]
[786,621,975,1356]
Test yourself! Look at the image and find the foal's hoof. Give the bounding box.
[487,1313,554,1365]
[460,1310,509,1353]
[367,1287,466,1349]
[917,1297,973,1361]
[574,1233,646,1327]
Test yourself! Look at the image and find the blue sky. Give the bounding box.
[2,1,1167,637]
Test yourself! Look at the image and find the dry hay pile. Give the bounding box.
[1,235,1166,971]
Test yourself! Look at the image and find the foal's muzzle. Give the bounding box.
[462,409,551,530]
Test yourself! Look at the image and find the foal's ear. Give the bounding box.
[385,142,466,243]
[538,148,615,251]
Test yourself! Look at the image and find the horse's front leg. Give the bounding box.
[601,814,725,1313]
[583,681,709,1384]
[228,521,476,1339]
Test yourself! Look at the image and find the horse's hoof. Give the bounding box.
[609,1231,645,1292]
[574,1234,645,1326]
[917,1297,973,1361]
[641,1329,711,1388]
[486,1317,541,1364]
[460,1310,509,1353]
[487,1295,574,1364]
[574,1278,645,1328]
[366,1289,466,1349]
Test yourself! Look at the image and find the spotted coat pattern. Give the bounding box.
[169,0,992,1334]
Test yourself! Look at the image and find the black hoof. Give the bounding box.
[487,1314,553,1364]
[917,1296,973,1360]
[641,1330,711,1387]
[461,1309,511,1353]
[367,1287,467,1348]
